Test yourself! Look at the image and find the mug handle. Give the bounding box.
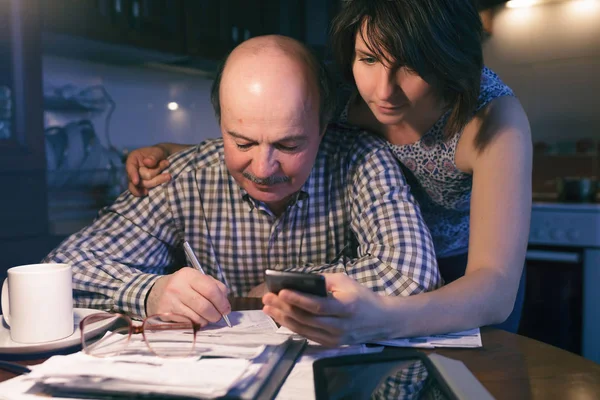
[1,279,10,326]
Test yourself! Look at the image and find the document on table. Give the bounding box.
[276,326,482,349]
[373,328,482,349]
[195,310,289,346]
[276,343,384,400]
[205,310,278,333]
[86,332,268,359]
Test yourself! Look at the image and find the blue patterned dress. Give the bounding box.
[339,67,514,258]
[338,67,525,333]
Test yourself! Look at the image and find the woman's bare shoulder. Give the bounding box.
[457,96,531,171]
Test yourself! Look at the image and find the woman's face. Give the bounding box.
[351,26,440,127]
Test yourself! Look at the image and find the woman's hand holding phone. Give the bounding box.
[262,273,394,347]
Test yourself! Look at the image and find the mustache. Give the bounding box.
[242,172,291,185]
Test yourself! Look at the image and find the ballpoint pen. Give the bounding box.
[0,360,31,376]
[183,241,232,328]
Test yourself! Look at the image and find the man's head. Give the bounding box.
[211,35,335,215]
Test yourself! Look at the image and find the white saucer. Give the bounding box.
[0,308,111,355]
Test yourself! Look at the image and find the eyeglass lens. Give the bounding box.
[81,313,196,358]
[81,314,131,357]
[143,315,196,358]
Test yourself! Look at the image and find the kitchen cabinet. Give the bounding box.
[42,0,187,54]
[41,0,339,67]
[0,0,47,239]
[304,0,341,61]
[185,0,306,62]
[0,0,53,281]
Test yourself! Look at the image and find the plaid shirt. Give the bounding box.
[45,123,441,318]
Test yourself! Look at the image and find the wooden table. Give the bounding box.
[428,327,600,399]
[1,297,600,399]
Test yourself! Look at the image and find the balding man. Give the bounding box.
[45,36,441,328]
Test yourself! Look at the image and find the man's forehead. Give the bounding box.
[219,49,320,136]
[220,82,316,122]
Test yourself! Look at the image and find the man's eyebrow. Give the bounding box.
[227,131,307,143]
[276,135,307,143]
[227,131,253,141]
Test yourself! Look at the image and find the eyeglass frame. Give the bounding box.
[79,312,202,358]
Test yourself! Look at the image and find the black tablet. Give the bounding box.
[313,349,491,400]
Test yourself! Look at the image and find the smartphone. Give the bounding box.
[265,270,327,297]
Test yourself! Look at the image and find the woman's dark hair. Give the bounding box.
[211,44,336,132]
[331,0,484,138]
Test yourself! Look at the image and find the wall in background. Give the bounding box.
[483,0,600,143]
[44,0,600,150]
[43,55,220,152]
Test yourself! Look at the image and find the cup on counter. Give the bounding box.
[1,263,74,343]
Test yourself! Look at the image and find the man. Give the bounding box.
[45,35,441,328]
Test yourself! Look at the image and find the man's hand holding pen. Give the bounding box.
[146,267,232,327]
[183,241,233,327]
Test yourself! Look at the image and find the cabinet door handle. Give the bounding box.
[232,26,239,43]
[244,29,251,41]
[132,0,140,18]
[0,86,12,140]
[526,249,581,263]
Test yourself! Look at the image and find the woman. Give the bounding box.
[126,0,531,345]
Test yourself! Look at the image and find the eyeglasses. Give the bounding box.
[80,313,201,358]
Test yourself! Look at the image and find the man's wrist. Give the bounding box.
[144,283,155,316]
[115,273,163,319]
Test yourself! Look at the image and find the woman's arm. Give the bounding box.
[263,96,532,344]
[421,95,532,327]
[126,143,194,196]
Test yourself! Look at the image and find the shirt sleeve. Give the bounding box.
[43,186,182,319]
[339,140,442,296]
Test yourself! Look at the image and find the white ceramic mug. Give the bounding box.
[1,263,74,343]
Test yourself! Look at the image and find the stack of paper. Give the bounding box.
[0,310,483,400]
[0,310,292,400]
[30,354,251,398]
